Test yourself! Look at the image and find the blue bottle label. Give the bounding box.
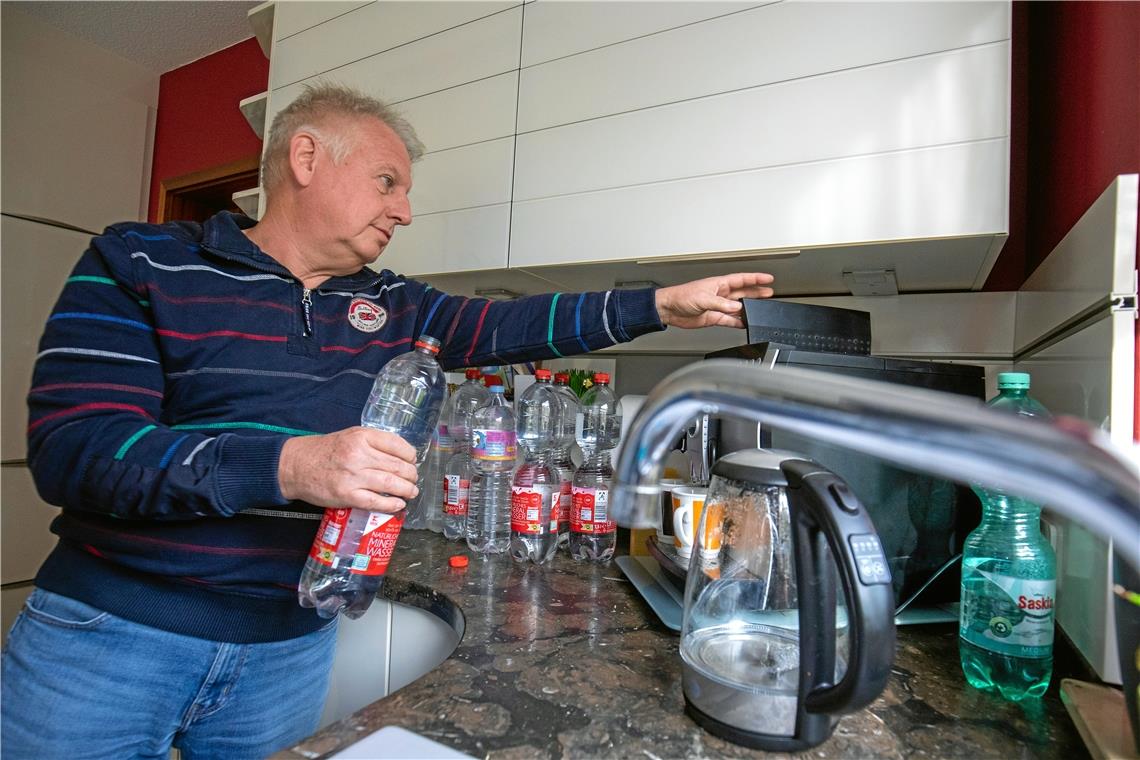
[960,567,1055,658]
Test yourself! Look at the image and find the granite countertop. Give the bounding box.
[277,531,1088,759]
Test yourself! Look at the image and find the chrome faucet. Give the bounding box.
[611,360,1140,571]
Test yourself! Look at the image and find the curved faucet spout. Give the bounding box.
[611,360,1140,571]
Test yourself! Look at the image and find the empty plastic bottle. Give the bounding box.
[510,370,561,564]
[299,335,446,618]
[551,372,580,546]
[442,369,488,541]
[960,372,1056,700]
[422,384,455,534]
[570,373,622,563]
[466,384,516,555]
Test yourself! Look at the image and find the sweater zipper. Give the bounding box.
[300,288,313,337]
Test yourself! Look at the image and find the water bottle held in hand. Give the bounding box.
[298,335,446,619]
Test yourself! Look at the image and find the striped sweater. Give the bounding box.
[28,211,663,643]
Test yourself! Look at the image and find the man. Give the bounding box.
[1,84,774,758]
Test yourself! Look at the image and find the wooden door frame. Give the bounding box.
[156,155,261,223]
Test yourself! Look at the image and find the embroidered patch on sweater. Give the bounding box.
[347,298,387,332]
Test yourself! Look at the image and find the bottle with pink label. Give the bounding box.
[466,384,516,555]
[570,372,621,563]
[510,369,561,564]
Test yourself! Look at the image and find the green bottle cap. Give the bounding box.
[997,372,1031,390]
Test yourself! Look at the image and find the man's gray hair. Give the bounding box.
[261,83,425,193]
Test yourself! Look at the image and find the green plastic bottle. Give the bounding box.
[959,372,1057,701]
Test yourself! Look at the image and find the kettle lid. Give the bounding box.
[710,448,807,486]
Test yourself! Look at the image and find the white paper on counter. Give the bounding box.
[331,725,475,759]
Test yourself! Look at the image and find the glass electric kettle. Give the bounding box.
[679,449,896,751]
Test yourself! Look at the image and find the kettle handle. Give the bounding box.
[781,459,897,716]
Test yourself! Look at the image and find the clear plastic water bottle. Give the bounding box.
[442,369,488,541]
[960,372,1056,700]
[552,372,580,546]
[467,384,516,555]
[570,372,621,562]
[422,384,455,534]
[299,335,446,618]
[510,370,561,564]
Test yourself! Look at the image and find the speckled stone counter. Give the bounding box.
[276,531,1088,759]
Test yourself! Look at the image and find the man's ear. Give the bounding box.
[289,131,319,188]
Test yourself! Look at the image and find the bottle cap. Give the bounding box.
[997,372,1030,390]
[414,335,441,354]
[594,372,610,384]
[535,369,552,381]
[489,384,504,393]
[465,368,481,379]
[448,555,469,568]
[554,372,570,384]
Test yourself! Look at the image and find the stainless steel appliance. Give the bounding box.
[679,449,894,750]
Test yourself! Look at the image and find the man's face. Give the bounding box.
[309,117,413,270]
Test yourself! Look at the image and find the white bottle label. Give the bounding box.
[960,568,1055,658]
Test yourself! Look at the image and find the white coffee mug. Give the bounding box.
[656,479,686,548]
[672,486,715,558]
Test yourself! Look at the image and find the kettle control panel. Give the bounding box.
[848,534,891,585]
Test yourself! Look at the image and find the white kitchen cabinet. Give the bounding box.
[395,71,518,154]
[517,1,1008,133]
[511,139,1007,279]
[378,205,512,277]
[514,43,1009,202]
[510,1,1011,289]
[1,466,59,585]
[520,1,757,69]
[259,0,1011,295]
[274,0,371,43]
[270,2,518,91]
[263,3,524,277]
[1,217,97,460]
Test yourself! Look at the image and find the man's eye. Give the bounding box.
[378,175,394,192]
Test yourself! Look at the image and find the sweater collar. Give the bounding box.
[201,211,385,290]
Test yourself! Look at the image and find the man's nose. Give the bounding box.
[390,193,412,226]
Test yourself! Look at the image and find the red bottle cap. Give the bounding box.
[535,369,552,381]
[448,555,469,568]
[554,372,570,384]
[465,368,481,379]
[594,372,610,384]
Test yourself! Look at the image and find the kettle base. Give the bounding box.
[683,696,834,752]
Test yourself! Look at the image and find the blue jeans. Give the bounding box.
[1,589,337,759]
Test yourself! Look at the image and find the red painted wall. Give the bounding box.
[986,1,1139,290]
[147,38,269,222]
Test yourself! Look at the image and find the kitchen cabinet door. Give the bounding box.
[1,217,93,461]
[511,0,1011,292]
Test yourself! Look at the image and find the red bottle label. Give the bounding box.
[570,486,614,534]
[443,475,470,516]
[511,486,558,534]
[558,481,572,530]
[309,508,405,576]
